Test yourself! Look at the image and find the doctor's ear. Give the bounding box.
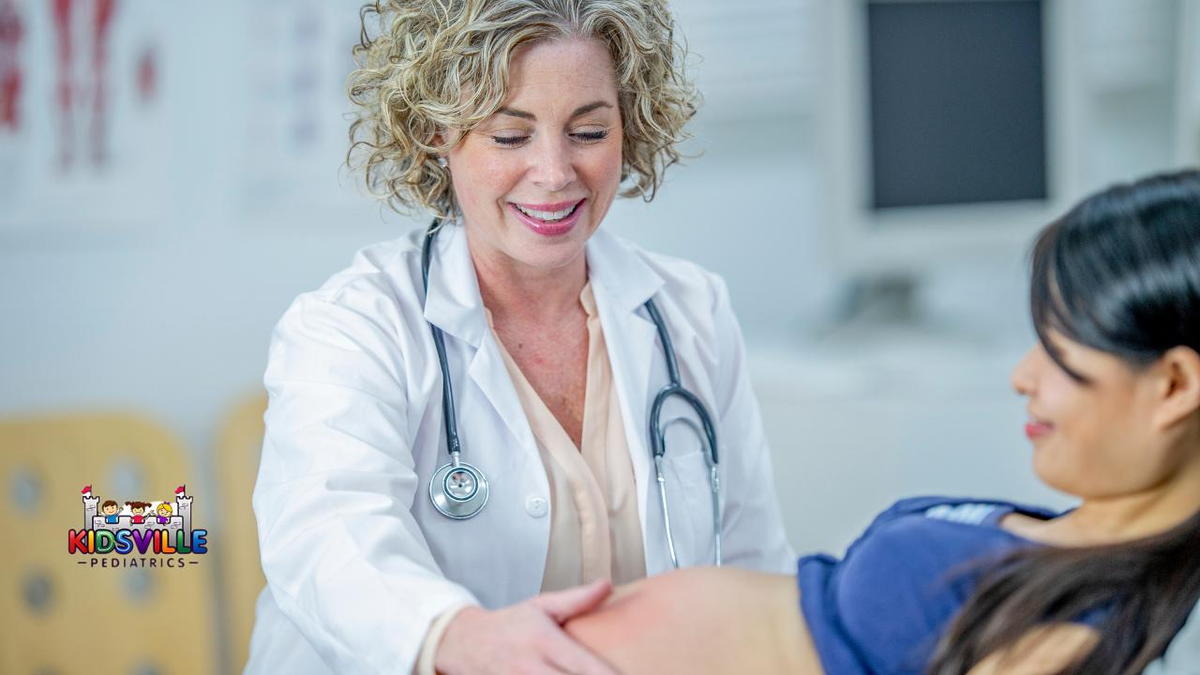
[430,128,464,158]
[430,131,448,169]
[430,129,451,151]
[430,135,448,170]
[1150,346,1200,431]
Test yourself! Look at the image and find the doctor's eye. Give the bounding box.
[571,129,609,144]
[490,135,530,147]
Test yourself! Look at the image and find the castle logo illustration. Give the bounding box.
[68,484,209,568]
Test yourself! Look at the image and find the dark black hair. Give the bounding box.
[1031,169,1200,380]
[929,169,1200,674]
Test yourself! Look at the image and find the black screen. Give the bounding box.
[867,0,1046,210]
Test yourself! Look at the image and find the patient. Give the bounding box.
[565,169,1200,674]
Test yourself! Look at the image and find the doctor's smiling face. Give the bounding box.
[446,36,624,276]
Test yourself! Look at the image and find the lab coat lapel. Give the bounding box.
[421,224,536,453]
[586,229,667,570]
[421,223,486,349]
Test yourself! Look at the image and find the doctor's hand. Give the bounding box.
[435,579,618,675]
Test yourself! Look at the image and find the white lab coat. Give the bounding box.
[246,223,795,674]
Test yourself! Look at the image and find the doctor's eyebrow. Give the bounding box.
[495,101,614,121]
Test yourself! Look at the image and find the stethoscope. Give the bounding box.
[421,219,722,568]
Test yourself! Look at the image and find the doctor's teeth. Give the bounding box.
[516,203,577,221]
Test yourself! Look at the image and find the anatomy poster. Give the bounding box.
[237,1,375,225]
[0,0,169,231]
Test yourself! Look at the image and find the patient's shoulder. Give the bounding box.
[841,496,1060,569]
[796,497,1062,672]
[835,497,1049,582]
[839,496,1057,598]
[866,496,1057,530]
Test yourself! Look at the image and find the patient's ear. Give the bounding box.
[1150,346,1200,431]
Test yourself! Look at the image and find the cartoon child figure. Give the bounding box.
[126,501,150,524]
[154,502,172,525]
[100,500,120,524]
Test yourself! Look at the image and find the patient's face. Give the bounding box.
[1010,333,1168,499]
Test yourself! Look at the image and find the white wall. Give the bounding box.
[0,0,1189,559]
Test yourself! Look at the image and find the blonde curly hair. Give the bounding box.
[347,0,698,218]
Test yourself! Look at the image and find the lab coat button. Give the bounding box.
[525,496,548,518]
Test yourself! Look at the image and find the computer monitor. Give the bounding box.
[817,0,1085,275]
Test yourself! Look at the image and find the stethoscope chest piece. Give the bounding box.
[429,461,489,519]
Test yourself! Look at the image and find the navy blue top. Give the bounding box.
[797,496,1100,674]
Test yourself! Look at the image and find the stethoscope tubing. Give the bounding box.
[423,221,464,463]
[421,218,721,567]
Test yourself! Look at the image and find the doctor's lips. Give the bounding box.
[509,199,586,236]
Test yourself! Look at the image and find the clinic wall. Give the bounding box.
[0,0,829,499]
[0,0,1189,561]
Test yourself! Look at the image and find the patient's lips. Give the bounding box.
[1024,414,1054,439]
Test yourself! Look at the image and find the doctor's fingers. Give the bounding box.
[530,579,614,624]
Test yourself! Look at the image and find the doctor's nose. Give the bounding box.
[528,137,577,193]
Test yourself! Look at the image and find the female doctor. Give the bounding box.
[247,1,794,673]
